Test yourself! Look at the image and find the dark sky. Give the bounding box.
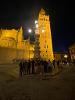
[0,0,75,52]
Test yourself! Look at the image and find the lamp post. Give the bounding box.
[64,54,68,63]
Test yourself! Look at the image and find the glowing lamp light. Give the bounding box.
[28,29,32,33]
[35,24,38,28]
[42,29,45,33]
[64,54,68,58]
[35,20,38,24]
[35,29,39,35]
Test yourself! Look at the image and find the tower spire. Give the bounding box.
[39,8,46,15]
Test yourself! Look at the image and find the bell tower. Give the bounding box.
[38,8,54,61]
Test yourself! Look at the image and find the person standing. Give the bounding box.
[32,60,35,74]
[53,60,55,69]
[23,60,27,75]
[19,60,24,77]
[57,60,60,68]
[44,61,47,73]
[27,60,31,74]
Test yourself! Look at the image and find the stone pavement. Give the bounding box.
[0,63,75,100]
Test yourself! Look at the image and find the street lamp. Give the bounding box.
[64,54,68,58]
[64,54,68,63]
[35,20,38,24]
[28,28,32,33]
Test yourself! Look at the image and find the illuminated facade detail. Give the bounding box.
[69,43,75,62]
[38,8,54,61]
[0,29,18,48]
[54,52,68,61]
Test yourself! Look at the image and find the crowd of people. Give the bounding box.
[18,58,75,77]
[19,59,54,77]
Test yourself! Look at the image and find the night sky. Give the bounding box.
[0,0,75,52]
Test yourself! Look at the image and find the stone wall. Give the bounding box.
[0,47,24,64]
[0,47,34,64]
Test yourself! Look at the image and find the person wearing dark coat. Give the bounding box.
[27,60,31,74]
[19,61,24,77]
[32,60,35,74]
[44,61,48,73]
[23,60,27,75]
[53,60,55,68]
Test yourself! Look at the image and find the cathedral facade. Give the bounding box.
[0,9,54,63]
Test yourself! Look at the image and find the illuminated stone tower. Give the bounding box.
[38,8,54,61]
[18,27,23,43]
[17,27,23,48]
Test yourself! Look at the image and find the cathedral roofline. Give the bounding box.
[0,26,23,30]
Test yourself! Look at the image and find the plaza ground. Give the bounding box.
[0,63,75,100]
